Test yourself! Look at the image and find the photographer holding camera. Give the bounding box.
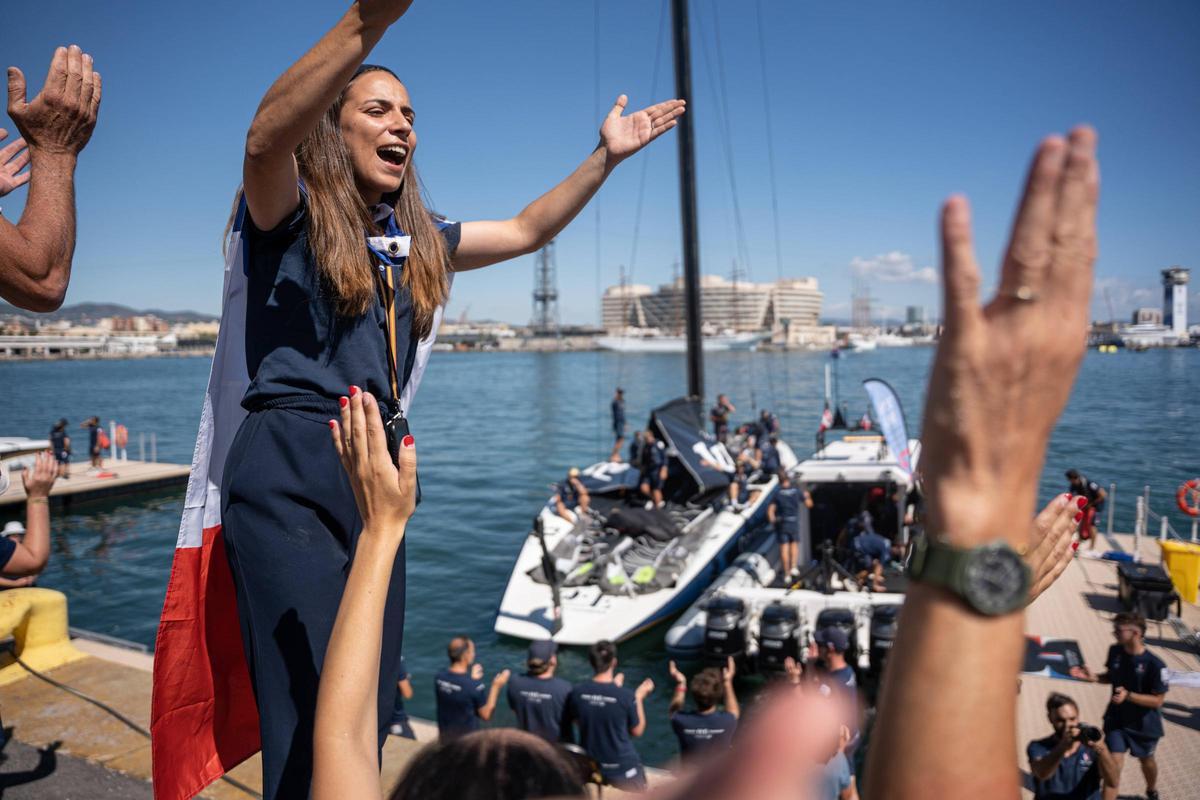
[1028,693,1118,800]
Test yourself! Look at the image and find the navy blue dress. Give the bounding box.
[220,197,458,799]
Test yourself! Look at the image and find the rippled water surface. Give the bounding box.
[0,347,1195,765]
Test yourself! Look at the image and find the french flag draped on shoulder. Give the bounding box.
[150,200,259,800]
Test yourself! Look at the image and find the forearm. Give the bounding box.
[1029,749,1066,781]
[313,531,402,800]
[865,584,1024,800]
[724,683,740,718]
[512,145,611,250]
[1125,692,1165,709]
[245,6,388,160]
[632,698,647,737]
[1096,747,1119,786]
[22,497,51,570]
[0,151,77,311]
[479,682,505,721]
[668,688,685,715]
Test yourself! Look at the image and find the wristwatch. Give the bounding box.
[909,535,1030,615]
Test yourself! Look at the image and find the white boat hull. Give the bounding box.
[595,332,765,353]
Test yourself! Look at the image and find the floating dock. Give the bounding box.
[0,459,190,511]
[0,534,1194,797]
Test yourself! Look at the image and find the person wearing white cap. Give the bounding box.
[0,451,56,582]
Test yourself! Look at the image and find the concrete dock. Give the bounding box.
[0,459,190,511]
[0,533,1194,797]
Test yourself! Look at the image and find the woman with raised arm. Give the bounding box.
[217,1,682,796]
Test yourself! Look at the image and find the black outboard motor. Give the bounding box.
[757,603,801,674]
[869,604,901,672]
[814,608,858,665]
[703,595,748,664]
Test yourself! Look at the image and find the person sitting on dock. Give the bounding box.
[555,467,591,523]
[768,472,808,581]
[0,451,55,581]
[48,418,70,479]
[507,640,573,744]
[1069,611,1169,800]
[667,657,739,763]
[434,636,510,741]
[564,640,654,790]
[1065,469,1106,550]
[710,394,735,443]
[387,656,415,739]
[639,429,668,508]
[1027,692,1119,800]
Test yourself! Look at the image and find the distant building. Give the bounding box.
[1133,307,1162,326]
[905,305,926,325]
[601,274,823,333]
[1162,266,1189,337]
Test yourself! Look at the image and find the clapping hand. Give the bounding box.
[330,387,416,538]
[668,659,687,687]
[920,128,1098,549]
[0,129,29,197]
[784,656,802,686]
[7,46,101,156]
[493,669,511,687]
[635,677,655,700]
[722,656,736,685]
[599,94,686,165]
[1026,494,1083,602]
[470,663,484,681]
[22,451,56,499]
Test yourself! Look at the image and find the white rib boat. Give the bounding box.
[595,331,766,353]
[494,399,796,645]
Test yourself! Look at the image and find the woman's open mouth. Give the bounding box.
[377,145,408,171]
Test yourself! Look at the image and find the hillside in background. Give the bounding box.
[0,302,217,325]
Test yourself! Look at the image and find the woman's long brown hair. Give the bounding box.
[230,67,450,339]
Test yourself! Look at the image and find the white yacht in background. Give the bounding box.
[595,328,766,353]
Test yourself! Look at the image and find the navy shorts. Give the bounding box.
[777,525,799,544]
[54,451,70,464]
[642,471,663,490]
[603,763,647,791]
[1105,728,1159,758]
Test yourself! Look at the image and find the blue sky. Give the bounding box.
[2,0,1197,324]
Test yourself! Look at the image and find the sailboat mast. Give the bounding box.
[670,0,704,400]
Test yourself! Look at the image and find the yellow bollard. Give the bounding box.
[0,588,87,686]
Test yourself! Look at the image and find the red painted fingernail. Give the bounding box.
[339,397,348,408]
[1076,497,1087,509]
[328,420,337,430]
[349,386,360,397]
[402,435,414,448]
[1074,512,1083,522]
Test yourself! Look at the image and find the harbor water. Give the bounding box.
[0,347,1195,766]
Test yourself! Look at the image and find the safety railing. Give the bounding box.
[1128,483,1199,560]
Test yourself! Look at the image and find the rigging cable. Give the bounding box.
[754,0,794,433]
[594,0,603,454]
[615,0,670,395]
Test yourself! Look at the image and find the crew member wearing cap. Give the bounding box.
[507,640,573,743]
[565,640,654,790]
[434,636,510,741]
[811,626,861,758]
[0,451,56,585]
[555,468,591,523]
[667,657,739,762]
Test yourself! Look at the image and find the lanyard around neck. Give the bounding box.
[375,263,401,409]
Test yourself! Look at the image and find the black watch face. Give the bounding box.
[963,544,1028,615]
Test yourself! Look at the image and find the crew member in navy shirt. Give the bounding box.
[758,434,782,476]
[48,418,70,479]
[639,429,668,508]
[611,387,626,444]
[387,656,415,739]
[554,467,591,523]
[1071,612,1169,800]
[434,636,509,741]
[1027,692,1118,800]
[851,517,893,592]
[768,472,809,581]
[709,394,735,443]
[565,640,654,790]
[666,657,739,762]
[507,640,573,743]
[810,626,861,758]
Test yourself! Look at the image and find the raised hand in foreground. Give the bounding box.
[1026,493,1084,603]
[314,388,416,800]
[0,130,29,197]
[866,127,1099,800]
[7,45,101,157]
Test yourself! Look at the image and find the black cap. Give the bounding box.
[814,626,849,652]
[528,640,558,662]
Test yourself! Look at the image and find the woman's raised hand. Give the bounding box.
[920,127,1099,549]
[330,386,416,537]
[600,95,686,164]
[22,451,57,499]
[1026,494,1083,603]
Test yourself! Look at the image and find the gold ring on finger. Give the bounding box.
[1002,285,1038,302]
